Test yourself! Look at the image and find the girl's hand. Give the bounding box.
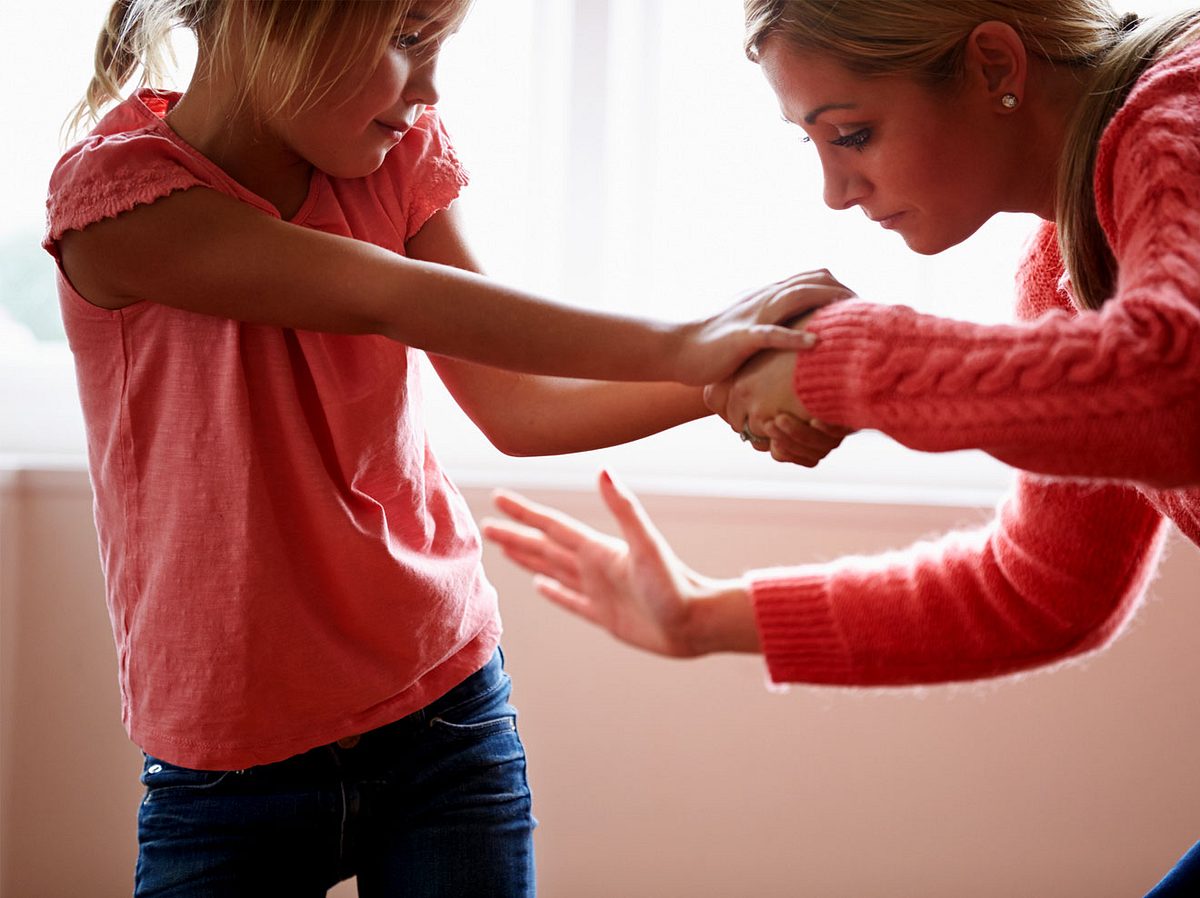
[704,347,855,464]
[481,472,759,657]
[762,413,853,468]
[675,270,853,385]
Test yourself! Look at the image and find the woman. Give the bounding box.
[483,2,1200,894]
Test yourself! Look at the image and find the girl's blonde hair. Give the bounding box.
[70,0,469,137]
[743,1,1200,311]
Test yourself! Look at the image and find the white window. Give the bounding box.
[4,0,1181,502]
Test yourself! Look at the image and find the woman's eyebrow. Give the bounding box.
[804,102,857,124]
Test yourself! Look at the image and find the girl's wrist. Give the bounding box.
[663,320,697,384]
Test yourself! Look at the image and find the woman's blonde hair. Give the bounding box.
[743,1,1200,311]
[70,0,469,137]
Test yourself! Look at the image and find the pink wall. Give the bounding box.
[3,467,1198,897]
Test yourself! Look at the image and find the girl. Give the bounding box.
[42,1,846,895]
[482,1,1200,895]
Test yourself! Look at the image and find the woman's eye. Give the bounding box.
[831,128,872,151]
[392,32,423,49]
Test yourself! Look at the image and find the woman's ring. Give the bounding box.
[740,420,769,445]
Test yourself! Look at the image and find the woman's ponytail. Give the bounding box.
[1057,9,1200,311]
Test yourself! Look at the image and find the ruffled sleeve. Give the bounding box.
[390,108,470,242]
[43,93,276,256]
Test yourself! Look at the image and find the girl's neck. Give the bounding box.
[166,75,315,220]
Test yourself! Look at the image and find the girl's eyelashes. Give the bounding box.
[392,31,424,50]
[831,128,872,151]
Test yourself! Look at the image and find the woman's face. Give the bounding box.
[759,35,1011,255]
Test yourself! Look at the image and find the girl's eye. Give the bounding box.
[831,128,872,151]
[392,32,423,50]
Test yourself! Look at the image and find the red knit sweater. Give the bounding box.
[749,43,1200,686]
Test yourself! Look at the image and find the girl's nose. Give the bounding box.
[405,55,441,108]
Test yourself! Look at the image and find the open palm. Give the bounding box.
[482,472,719,657]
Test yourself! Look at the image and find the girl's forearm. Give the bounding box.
[496,381,710,456]
[381,256,688,381]
[430,360,710,455]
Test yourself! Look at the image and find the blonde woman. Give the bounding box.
[484,2,1200,894]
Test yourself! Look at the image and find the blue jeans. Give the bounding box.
[135,649,535,897]
[1144,841,1200,897]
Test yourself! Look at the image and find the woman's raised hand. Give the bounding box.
[481,472,761,658]
[674,269,853,385]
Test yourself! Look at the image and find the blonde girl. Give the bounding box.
[484,2,1200,894]
[42,0,849,894]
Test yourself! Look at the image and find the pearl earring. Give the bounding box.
[1001,93,1019,109]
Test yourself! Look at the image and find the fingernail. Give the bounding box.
[800,331,818,348]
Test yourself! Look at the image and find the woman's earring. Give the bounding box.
[1001,93,1019,109]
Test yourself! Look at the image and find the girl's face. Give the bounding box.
[759,36,1011,255]
[271,3,458,179]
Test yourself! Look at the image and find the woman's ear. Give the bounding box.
[964,21,1029,111]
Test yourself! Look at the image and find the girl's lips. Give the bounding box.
[374,121,409,139]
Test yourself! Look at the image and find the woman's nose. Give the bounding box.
[821,162,869,211]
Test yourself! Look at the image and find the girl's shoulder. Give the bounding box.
[44,90,271,251]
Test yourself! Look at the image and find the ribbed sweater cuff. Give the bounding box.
[793,301,881,429]
[749,569,854,685]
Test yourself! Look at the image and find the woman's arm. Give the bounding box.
[56,186,842,386]
[482,472,1166,685]
[708,90,1200,489]
[483,472,762,658]
[409,205,847,461]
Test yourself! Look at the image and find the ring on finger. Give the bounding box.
[740,420,769,446]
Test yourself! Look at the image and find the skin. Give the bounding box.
[485,21,1094,656]
[482,472,763,656]
[57,2,850,457]
[706,22,1089,453]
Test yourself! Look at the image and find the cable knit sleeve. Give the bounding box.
[790,48,1200,490]
[749,474,1166,686]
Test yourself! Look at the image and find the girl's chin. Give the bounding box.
[317,152,389,180]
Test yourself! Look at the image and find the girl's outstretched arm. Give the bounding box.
[57,186,846,386]
[410,205,846,459]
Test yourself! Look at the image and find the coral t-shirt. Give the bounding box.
[44,90,500,770]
